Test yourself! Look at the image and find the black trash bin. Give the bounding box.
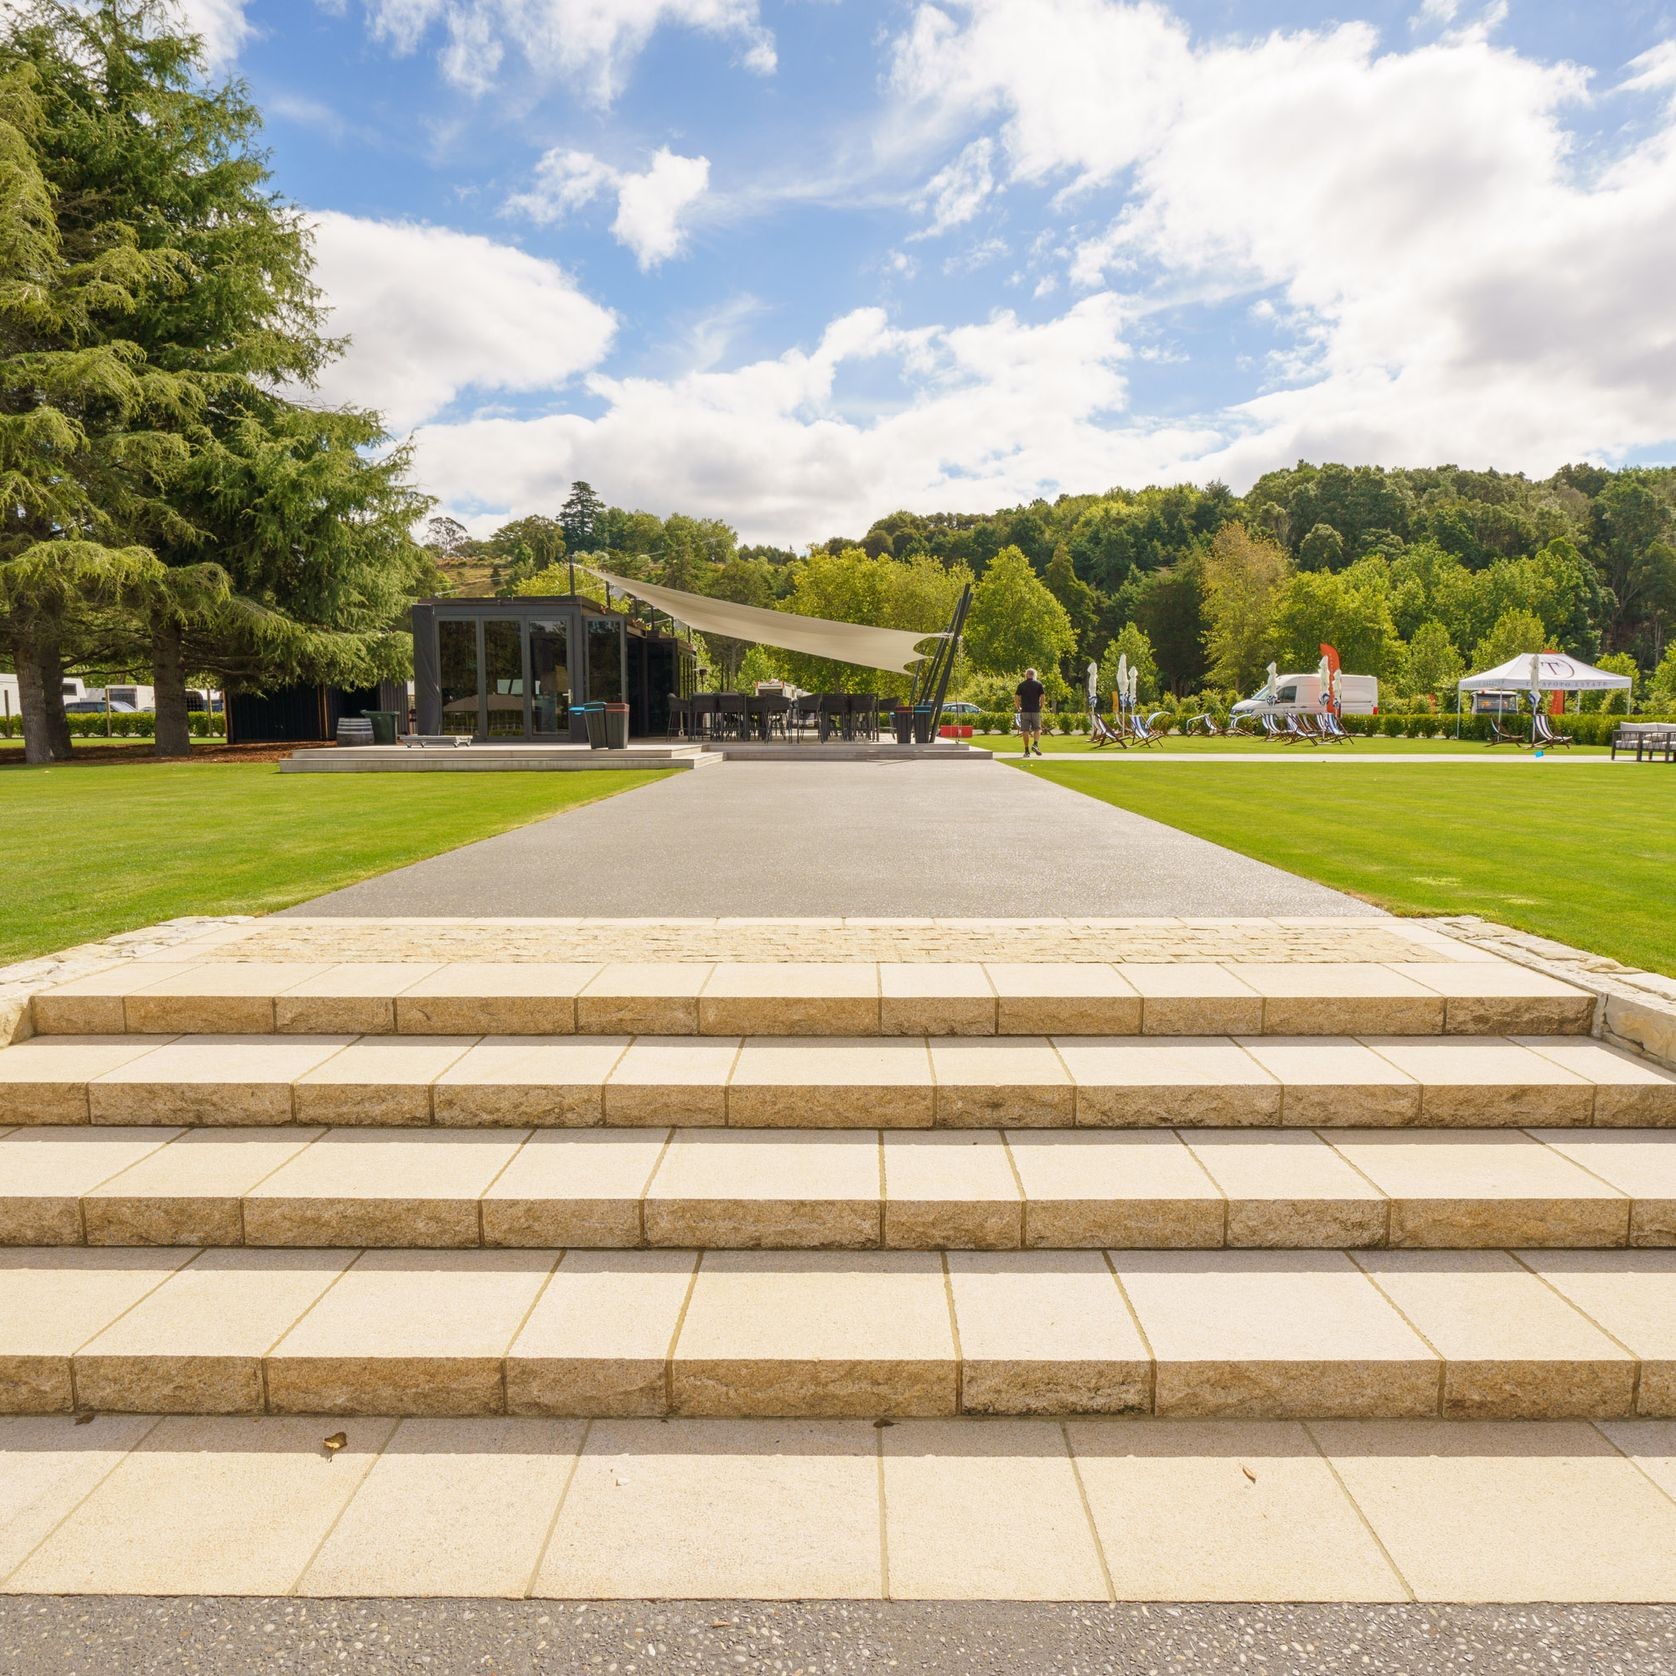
[892,707,914,744]
[363,709,400,745]
[911,703,935,744]
[604,702,631,750]
[576,702,608,749]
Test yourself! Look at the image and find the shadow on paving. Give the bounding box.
[286,762,1369,919]
[1,1598,1672,1676]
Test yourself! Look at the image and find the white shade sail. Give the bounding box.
[1460,653,1632,692]
[579,565,943,675]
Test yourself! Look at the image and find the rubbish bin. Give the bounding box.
[892,707,914,744]
[604,702,631,750]
[576,702,608,749]
[364,709,400,745]
[912,703,935,744]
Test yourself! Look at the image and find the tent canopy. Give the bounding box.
[1460,653,1632,693]
[579,565,944,676]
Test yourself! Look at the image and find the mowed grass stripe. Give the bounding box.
[1021,759,1676,978]
[0,763,670,964]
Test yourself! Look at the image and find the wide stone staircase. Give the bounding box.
[4,915,1675,1432]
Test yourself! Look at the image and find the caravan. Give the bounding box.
[1231,670,1378,719]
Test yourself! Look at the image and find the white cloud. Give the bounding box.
[410,293,1222,544]
[890,1,1676,485]
[0,0,257,67]
[304,212,617,432]
[912,137,996,237]
[1413,0,1460,24]
[361,0,774,103]
[506,147,711,269]
[1621,41,1676,99]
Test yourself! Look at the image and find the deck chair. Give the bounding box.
[1319,711,1352,743]
[1531,711,1573,749]
[1286,713,1323,745]
[1260,713,1293,744]
[1182,712,1220,737]
[1088,712,1127,748]
[1222,712,1257,738]
[1131,710,1169,748]
[1486,713,1525,747]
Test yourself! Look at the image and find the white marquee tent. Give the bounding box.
[1460,653,1633,695]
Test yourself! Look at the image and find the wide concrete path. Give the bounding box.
[291,761,1367,918]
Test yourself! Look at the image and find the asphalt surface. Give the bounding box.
[3,1598,1674,1675]
[289,760,1367,918]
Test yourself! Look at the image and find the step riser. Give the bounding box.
[5,1195,1660,1252]
[6,1348,1661,1425]
[5,1083,1663,1128]
[29,992,1594,1038]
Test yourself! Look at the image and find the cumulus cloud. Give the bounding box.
[409,293,1221,543]
[506,146,711,268]
[890,0,1676,484]
[912,137,996,237]
[304,212,617,432]
[361,0,774,104]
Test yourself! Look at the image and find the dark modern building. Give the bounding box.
[227,679,408,743]
[411,595,698,742]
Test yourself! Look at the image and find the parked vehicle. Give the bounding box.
[63,698,139,714]
[940,700,983,716]
[1231,672,1378,718]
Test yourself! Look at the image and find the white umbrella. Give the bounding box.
[1317,653,1332,711]
[1265,661,1279,699]
[1116,653,1129,710]
[1086,661,1098,710]
[1128,667,1139,706]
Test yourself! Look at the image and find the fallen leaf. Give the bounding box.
[322,1431,347,1455]
[873,1418,894,1429]
[73,1412,96,1426]
[710,1621,734,1630]
[1241,1465,1256,1484]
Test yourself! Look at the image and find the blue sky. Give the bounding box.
[175,0,1676,543]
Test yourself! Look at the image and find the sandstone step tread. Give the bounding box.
[0,1033,1665,1130]
[26,955,1594,1038]
[4,1124,1674,1251]
[11,1412,1676,1601]
[1,1245,1671,1421]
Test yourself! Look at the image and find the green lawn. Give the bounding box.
[0,763,668,964]
[972,732,1608,756]
[1021,759,1676,976]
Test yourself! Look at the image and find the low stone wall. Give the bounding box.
[1425,915,1676,1073]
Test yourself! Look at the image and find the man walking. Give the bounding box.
[1015,668,1046,757]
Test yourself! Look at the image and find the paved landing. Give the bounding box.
[288,762,1368,918]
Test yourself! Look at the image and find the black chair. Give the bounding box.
[689,693,718,740]
[666,693,691,740]
[818,692,847,742]
[791,694,819,741]
[716,692,748,740]
[759,693,790,740]
[851,694,879,741]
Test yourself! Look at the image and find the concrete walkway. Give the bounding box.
[290,760,1368,918]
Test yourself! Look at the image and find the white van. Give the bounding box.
[1231,672,1379,718]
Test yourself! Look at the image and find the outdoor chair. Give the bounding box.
[666,693,691,740]
[1286,714,1323,745]
[1486,713,1524,747]
[715,692,749,739]
[790,694,819,741]
[1223,713,1256,737]
[689,694,718,740]
[1183,712,1219,737]
[851,694,879,741]
[760,693,790,739]
[1531,711,1573,749]
[1320,711,1352,743]
[818,692,848,741]
[1131,710,1169,748]
[1260,713,1292,743]
[1089,712,1127,748]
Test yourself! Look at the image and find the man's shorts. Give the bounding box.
[1018,711,1042,732]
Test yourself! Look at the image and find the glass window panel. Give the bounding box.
[586,616,624,703]
[484,619,525,737]
[438,619,479,736]
[530,619,571,736]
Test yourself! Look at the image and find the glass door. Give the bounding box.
[529,617,573,736]
[437,619,480,736]
[483,619,527,737]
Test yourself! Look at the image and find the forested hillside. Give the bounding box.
[432,463,1676,709]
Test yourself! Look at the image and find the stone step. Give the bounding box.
[5,1124,1675,1252]
[0,1032,1668,1131]
[24,956,1595,1038]
[2,1245,1671,1420]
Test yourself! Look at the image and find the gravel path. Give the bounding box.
[289,761,1367,918]
[3,1597,1672,1675]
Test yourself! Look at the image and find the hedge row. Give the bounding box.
[955,709,1674,746]
[0,711,225,740]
